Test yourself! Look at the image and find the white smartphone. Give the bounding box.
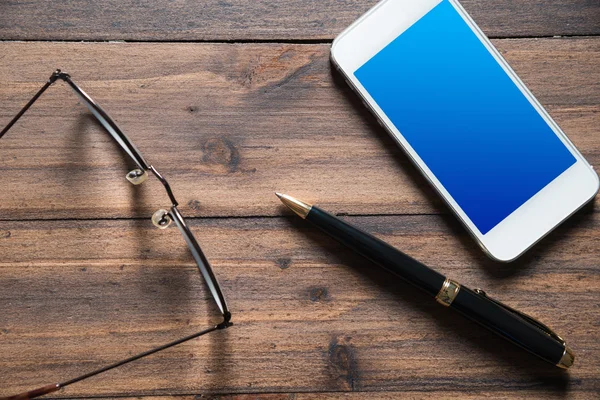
[331,0,599,262]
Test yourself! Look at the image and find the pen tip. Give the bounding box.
[275,193,312,219]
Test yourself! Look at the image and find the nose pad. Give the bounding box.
[152,209,172,229]
[126,169,148,185]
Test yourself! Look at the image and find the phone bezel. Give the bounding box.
[331,0,599,262]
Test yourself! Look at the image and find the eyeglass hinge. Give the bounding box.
[216,312,233,329]
[49,69,71,84]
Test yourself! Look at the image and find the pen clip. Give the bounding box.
[473,288,565,345]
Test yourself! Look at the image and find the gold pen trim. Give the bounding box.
[435,278,461,307]
[276,193,313,219]
[557,346,575,369]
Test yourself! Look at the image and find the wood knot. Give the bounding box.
[140,247,152,260]
[188,199,202,212]
[309,287,329,302]
[277,258,291,270]
[202,138,240,173]
[1,231,10,239]
[328,336,358,391]
[187,105,198,113]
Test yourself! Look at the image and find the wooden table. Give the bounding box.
[0,1,598,399]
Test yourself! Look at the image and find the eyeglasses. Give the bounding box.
[0,70,232,400]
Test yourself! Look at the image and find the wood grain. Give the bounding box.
[0,210,598,398]
[0,38,598,220]
[0,0,598,41]
[74,394,600,400]
[2,3,599,399]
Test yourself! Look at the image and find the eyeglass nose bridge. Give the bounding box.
[148,166,179,207]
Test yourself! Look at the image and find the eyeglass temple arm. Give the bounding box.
[0,72,60,140]
[0,384,61,400]
[0,320,232,400]
[0,211,232,400]
[0,70,150,172]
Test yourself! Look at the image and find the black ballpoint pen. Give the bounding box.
[276,193,574,369]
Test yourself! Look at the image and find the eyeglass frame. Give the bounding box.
[0,70,232,400]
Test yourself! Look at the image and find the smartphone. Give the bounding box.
[331,0,599,262]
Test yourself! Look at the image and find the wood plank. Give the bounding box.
[0,38,598,220]
[0,0,598,41]
[0,211,598,398]
[71,393,600,400]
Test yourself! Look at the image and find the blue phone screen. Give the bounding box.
[354,0,576,235]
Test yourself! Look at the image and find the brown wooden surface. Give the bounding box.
[0,212,599,398]
[0,1,599,399]
[0,0,599,40]
[0,39,598,220]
